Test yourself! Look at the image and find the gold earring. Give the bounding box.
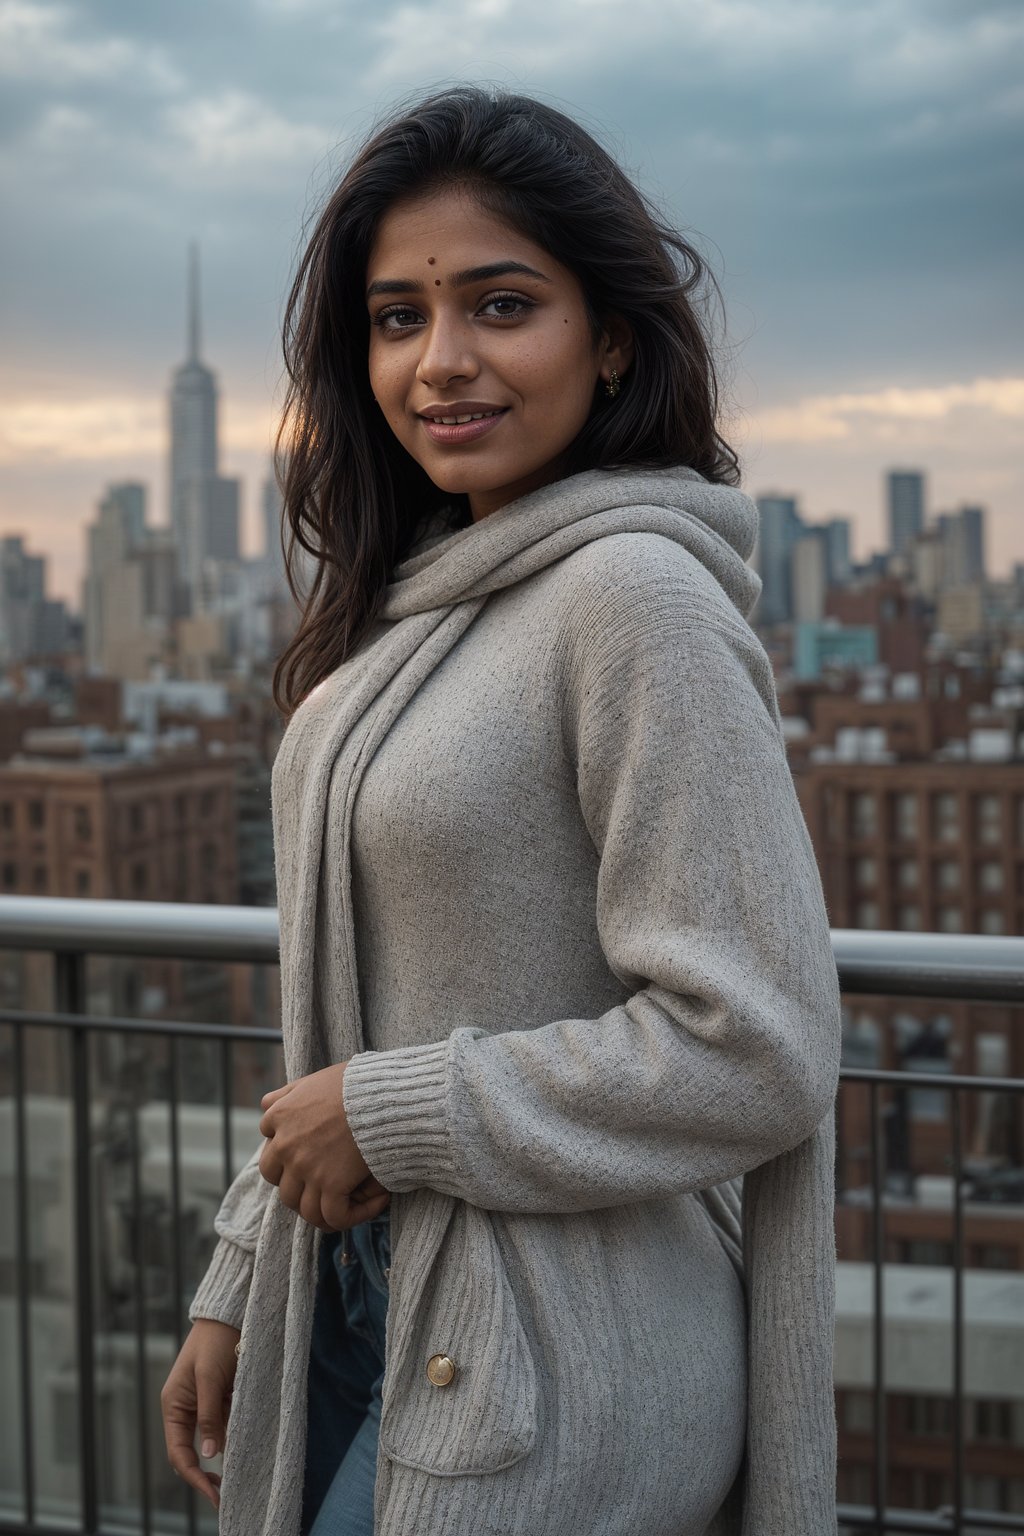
[605,368,620,399]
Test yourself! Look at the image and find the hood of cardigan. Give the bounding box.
[383,465,761,623]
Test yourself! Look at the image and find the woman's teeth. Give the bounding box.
[430,410,503,424]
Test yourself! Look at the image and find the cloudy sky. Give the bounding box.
[1,0,1021,604]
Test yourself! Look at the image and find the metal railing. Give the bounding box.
[0,896,1022,1536]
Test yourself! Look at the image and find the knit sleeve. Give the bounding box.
[342,540,842,1213]
[187,1144,270,1329]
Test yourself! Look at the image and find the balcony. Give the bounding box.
[0,897,1022,1535]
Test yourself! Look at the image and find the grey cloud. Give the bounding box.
[0,0,1020,476]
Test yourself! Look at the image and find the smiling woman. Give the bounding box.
[364,191,633,519]
[159,84,842,1536]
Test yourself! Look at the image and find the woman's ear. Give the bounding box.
[598,312,635,386]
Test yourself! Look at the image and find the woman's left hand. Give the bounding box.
[258,1064,391,1231]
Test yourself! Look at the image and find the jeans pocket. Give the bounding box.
[335,1247,377,1349]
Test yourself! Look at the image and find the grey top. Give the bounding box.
[190,464,842,1535]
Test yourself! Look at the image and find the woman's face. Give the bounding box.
[366,186,630,522]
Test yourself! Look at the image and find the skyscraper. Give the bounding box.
[753,495,804,625]
[167,245,240,603]
[887,470,925,557]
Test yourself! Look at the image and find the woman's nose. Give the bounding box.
[415,315,479,387]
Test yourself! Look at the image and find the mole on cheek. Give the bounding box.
[435,279,441,286]
[427,257,436,265]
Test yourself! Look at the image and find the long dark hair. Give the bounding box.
[273,85,741,718]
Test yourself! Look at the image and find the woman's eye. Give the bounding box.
[373,307,422,330]
[480,293,531,319]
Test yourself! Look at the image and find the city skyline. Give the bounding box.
[2,241,1020,612]
[1,0,1022,602]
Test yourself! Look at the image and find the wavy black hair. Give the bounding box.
[272,85,740,717]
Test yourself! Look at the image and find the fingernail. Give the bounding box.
[202,1438,216,1458]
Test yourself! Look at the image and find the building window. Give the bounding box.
[28,799,45,829]
[0,802,12,830]
[979,910,1005,935]
[910,1395,953,1435]
[899,1014,952,1120]
[854,856,876,888]
[894,793,918,840]
[897,904,922,931]
[932,792,959,842]
[129,804,145,836]
[75,869,90,895]
[175,793,188,823]
[842,1391,875,1433]
[974,794,1001,845]
[73,805,92,841]
[838,1465,874,1505]
[200,790,217,818]
[936,859,960,892]
[2,862,17,887]
[974,1244,1015,1271]
[851,792,877,840]
[897,858,919,891]
[963,1474,1004,1511]
[937,906,962,933]
[32,865,47,891]
[977,861,1003,893]
[841,1010,881,1068]
[854,900,880,929]
[1017,797,1024,846]
[903,1240,954,1267]
[200,842,218,876]
[824,787,843,841]
[131,862,147,896]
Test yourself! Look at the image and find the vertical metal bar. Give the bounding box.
[168,1035,198,1536]
[68,1019,99,1530]
[951,1088,964,1534]
[56,950,98,1533]
[13,1023,36,1525]
[129,1088,152,1536]
[220,1036,233,1187]
[870,1080,887,1531]
[168,1035,185,1345]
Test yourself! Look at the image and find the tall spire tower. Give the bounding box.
[187,239,201,363]
[168,243,224,597]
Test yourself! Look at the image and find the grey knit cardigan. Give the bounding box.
[189,464,843,1536]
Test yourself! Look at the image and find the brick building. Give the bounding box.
[785,683,1024,1519]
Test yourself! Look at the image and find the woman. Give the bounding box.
[161,86,842,1536]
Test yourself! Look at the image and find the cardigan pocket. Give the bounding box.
[379,1189,538,1477]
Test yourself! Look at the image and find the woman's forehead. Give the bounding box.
[367,187,554,276]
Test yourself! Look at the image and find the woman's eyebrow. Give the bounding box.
[365,260,551,301]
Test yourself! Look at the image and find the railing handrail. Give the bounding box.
[1,895,1023,1001]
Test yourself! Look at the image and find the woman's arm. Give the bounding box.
[342,540,842,1213]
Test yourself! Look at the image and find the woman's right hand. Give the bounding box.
[161,1318,241,1510]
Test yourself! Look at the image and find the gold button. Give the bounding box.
[425,1353,457,1387]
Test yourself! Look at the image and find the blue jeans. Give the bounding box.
[301,1212,391,1536]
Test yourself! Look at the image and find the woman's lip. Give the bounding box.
[419,409,508,446]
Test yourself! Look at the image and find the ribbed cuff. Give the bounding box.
[188,1235,255,1330]
[342,1040,456,1195]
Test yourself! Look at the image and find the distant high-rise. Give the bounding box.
[167,245,240,602]
[887,470,925,557]
[83,482,176,678]
[169,246,217,573]
[823,518,853,586]
[791,528,829,624]
[753,495,804,625]
[939,505,987,589]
